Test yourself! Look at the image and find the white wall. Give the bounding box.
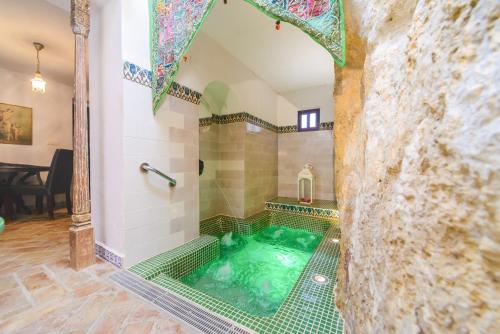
[88,0,200,267]
[178,33,334,126]
[277,84,334,126]
[0,67,73,165]
[177,32,279,125]
[89,0,125,256]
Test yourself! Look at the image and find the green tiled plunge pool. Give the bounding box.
[128,211,343,334]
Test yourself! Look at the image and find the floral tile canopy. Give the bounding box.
[149,0,345,113]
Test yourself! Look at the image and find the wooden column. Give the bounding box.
[69,0,94,270]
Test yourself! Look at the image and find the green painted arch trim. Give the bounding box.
[150,0,345,114]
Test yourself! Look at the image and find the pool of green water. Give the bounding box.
[180,225,323,317]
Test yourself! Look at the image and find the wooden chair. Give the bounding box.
[13,149,73,219]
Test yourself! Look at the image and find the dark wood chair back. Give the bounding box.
[46,149,73,195]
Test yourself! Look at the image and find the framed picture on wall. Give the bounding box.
[0,103,33,145]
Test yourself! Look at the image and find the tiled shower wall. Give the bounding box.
[199,122,278,219]
[218,122,246,217]
[199,124,219,219]
[278,130,335,201]
[200,119,334,220]
[244,126,278,217]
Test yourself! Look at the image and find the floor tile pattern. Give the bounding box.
[0,213,194,334]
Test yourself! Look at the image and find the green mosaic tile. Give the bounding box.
[147,225,343,334]
[129,235,219,280]
[200,211,271,237]
[200,215,224,235]
[269,211,332,235]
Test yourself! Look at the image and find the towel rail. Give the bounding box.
[140,162,176,187]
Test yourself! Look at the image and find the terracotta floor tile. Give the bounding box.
[151,318,186,334]
[88,299,134,334]
[0,275,18,294]
[31,283,67,305]
[0,213,190,334]
[22,271,54,291]
[122,320,154,334]
[128,304,162,322]
[0,288,32,318]
[73,279,111,298]
[62,293,115,332]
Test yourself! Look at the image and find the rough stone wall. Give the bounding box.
[335,0,500,333]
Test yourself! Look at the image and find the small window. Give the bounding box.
[297,109,320,131]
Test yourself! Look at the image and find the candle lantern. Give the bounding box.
[298,163,315,205]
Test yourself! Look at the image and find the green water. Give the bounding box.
[180,226,322,317]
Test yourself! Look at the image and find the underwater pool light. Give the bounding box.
[312,274,329,285]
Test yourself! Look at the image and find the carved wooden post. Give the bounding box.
[69,0,94,270]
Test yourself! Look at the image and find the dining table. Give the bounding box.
[0,162,50,220]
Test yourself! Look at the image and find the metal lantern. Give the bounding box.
[298,163,315,205]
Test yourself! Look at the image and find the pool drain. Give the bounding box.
[312,274,330,285]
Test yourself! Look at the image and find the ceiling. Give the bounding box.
[200,0,334,93]
[0,0,335,91]
[0,0,74,85]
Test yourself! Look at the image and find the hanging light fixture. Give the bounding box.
[31,42,46,93]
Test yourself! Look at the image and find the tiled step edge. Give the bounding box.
[111,270,255,334]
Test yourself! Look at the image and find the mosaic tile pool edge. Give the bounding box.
[200,212,271,236]
[129,235,219,280]
[200,211,332,238]
[129,211,343,334]
[147,225,343,334]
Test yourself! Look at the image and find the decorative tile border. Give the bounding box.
[123,61,152,87]
[199,117,213,127]
[168,81,203,105]
[199,112,278,132]
[199,111,334,134]
[123,61,202,105]
[129,235,219,280]
[278,121,334,133]
[265,199,340,220]
[95,242,124,268]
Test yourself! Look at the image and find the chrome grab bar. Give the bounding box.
[140,162,176,187]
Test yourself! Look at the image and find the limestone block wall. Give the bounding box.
[278,130,335,201]
[335,0,499,333]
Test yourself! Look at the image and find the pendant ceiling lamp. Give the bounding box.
[31,42,46,94]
